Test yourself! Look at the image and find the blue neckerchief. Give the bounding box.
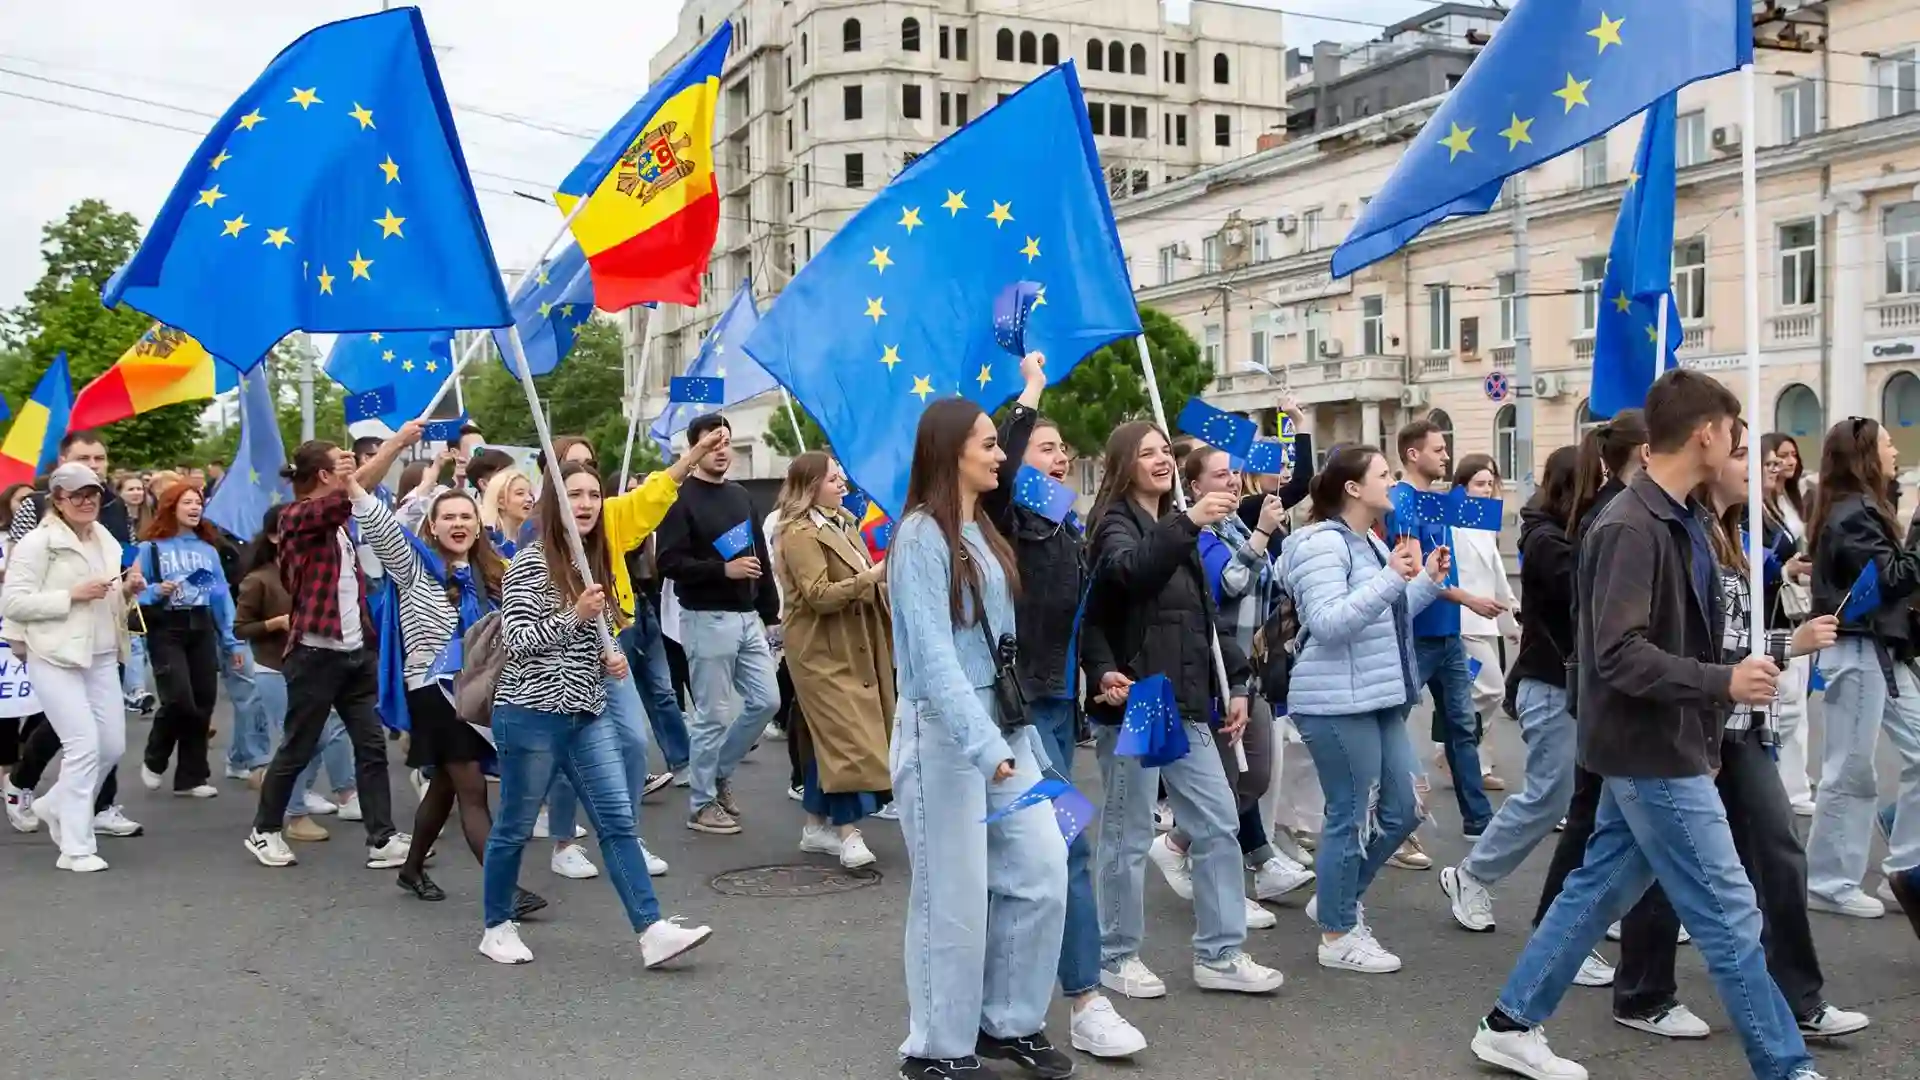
[375,527,497,733]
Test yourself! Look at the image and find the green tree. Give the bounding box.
[1035,305,1211,457]
[763,396,828,458]
[462,320,664,479]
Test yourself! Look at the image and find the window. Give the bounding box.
[903,84,922,120]
[786,180,794,214]
[1579,256,1607,331]
[1020,31,1037,65]
[956,94,970,124]
[939,25,950,59]
[1175,53,1187,84]
[802,163,810,196]
[805,230,812,261]
[1579,137,1607,188]
[955,28,968,61]
[1201,234,1221,274]
[1873,48,1918,119]
[1427,409,1455,460]
[1164,51,1170,82]
[1778,220,1817,307]
[1446,73,1463,90]
[1203,324,1223,370]
[842,18,861,53]
[1427,284,1453,353]
[1131,169,1148,195]
[940,91,951,126]
[1089,102,1105,135]
[1676,111,1708,167]
[1043,34,1059,65]
[1777,79,1818,143]
[1495,404,1518,481]
[902,17,921,52]
[1087,39,1104,71]
[1576,399,1602,437]
[1108,42,1125,73]
[1131,44,1147,75]
[698,16,705,36]
[1131,105,1148,139]
[1158,244,1179,284]
[800,33,807,65]
[785,118,793,151]
[1673,238,1706,320]
[1304,311,1323,364]
[1214,114,1230,147]
[844,84,863,120]
[1163,113,1170,144]
[1301,208,1323,250]
[1496,272,1517,342]
[1884,373,1920,453]
[1887,202,1920,295]
[1250,220,1271,263]
[997,28,1015,62]
[786,57,792,88]
[1776,383,1825,439]
[1250,314,1270,373]
[998,93,1010,106]
[845,153,865,189]
[802,96,809,130]
[1213,52,1230,84]
[1362,295,1386,355]
[1175,114,1187,146]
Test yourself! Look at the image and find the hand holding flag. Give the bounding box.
[1013,465,1076,524]
[714,519,755,560]
[1839,560,1882,623]
[670,376,724,405]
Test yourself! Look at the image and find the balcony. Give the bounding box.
[1680,324,1709,353]
[1491,345,1515,369]
[1419,354,1452,377]
[1768,310,1818,346]
[1282,356,1408,407]
[1573,334,1596,362]
[1872,297,1920,335]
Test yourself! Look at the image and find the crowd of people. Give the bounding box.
[2,360,1917,1080]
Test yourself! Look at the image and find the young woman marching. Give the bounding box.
[1083,421,1286,999]
[480,460,713,968]
[1279,445,1448,973]
[1762,432,1818,814]
[135,481,246,799]
[890,398,1071,1080]
[1450,453,1518,791]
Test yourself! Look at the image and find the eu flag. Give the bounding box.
[1176,397,1256,459]
[493,241,596,378]
[325,329,453,428]
[1590,96,1684,418]
[102,8,511,369]
[651,278,776,453]
[744,64,1140,519]
[1330,1,1751,278]
[204,367,292,540]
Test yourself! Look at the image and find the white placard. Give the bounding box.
[0,643,42,718]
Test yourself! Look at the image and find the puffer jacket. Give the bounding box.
[1278,519,1440,717]
[1810,492,1920,660]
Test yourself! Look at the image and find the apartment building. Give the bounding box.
[620,0,1288,476]
[1116,0,1920,483]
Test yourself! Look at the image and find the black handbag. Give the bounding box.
[979,615,1030,733]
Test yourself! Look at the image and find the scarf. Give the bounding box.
[374,526,496,734]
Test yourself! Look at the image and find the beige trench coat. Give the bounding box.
[775,511,895,793]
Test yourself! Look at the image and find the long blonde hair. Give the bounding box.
[774,452,842,540]
[479,467,532,532]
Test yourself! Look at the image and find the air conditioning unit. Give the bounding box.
[1534,373,1567,400]
[1400,386,1430,408]
[1274,214,1299,235]
[1712,124,1742,153]
[1317,338,1344,359]
[1176,241,1192,259]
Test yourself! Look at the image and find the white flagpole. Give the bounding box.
[781,387,808,455]
[617,306,661,491]
[417,330,491,421]
[1136,332,1248,772]
[1739,64,1765,655]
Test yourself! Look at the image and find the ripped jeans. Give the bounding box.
[1293,706,1422,934]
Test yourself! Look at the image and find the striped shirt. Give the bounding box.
[351,492,463,690]
[1715,564,1792,733]
[495,541,607,715]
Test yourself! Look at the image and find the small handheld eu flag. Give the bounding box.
[1175,397,1255,459]
[670,376,725,405]
[714,519,755,561]
[1839,560,1882,623]
[1013,465,1076,524]
[344,385,397,424]
[1244,440,1287,476]
[992,280,1044,356]
[1449,489,1504,531]
[422,417,466,443]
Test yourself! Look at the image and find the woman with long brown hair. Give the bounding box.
[1805,417,1920,925]
[772,451,892,868]
[134,480,244,799]
[1762,432,1819,814]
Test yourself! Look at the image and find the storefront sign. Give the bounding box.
[1868,337,1920,363]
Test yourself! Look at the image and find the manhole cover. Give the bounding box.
[709,863,883,897]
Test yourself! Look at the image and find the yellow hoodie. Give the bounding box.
[603,470,680,617]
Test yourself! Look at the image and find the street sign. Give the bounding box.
[1483,370,1510,402]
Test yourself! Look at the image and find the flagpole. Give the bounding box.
[616,306,661,490]
[1739,64,1765,655]
[781,388,808,455]
[1136,333,1248,773]
[417,331,492,421]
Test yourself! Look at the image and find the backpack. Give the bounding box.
[1251,581,1300,705]
[451,610,506,726]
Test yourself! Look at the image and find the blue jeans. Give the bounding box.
[123,635,152,701]
[627,601,689,771]
[550,673,650,841]
[253,668,354,816]
[483,702,661,932]
[1461,679,1578,885]
[1497,775,1813,1080]
[1808,636,1920,894]
[681,610,780,813]
[1415,635,1492,830]
[1029,699,1099,996]
[893,694,1066,1059]
[223,656,271,771]
[1294,707,1421,933]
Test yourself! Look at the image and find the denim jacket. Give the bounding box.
[1278,520,1440,716]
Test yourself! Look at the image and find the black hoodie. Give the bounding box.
[1510,501,1575,695]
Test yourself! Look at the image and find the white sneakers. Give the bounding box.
[1808,886,1885,919]
[244,829,298,867]
[800,824,877,869]
[1244,897,1278,929]
[57,852,109,873]
[6,781,40,833]
[480,921,534,964]
[140,765,164,791]
[1471,1021,1589,1080]
[1441,865,1497,932]
[1147,834,1195,900]
[1193,950,1285,993]
[1251,854,1315,900]
[1615,1003,1711,1039]
[1099,956,1167,999]
[642,844,669,876]
[302,792,338,816]
[176,784,220,799]
[1798,1002,1871,1038]
[840,831,877,869]
[1068,996,1146,1058]
[365,833,412,869]
[335,793,363,821]
[93,806,144,837]
[1573,950,1616,988]
[639,915,714,968]
[551,844,601,879]
[1317,929,1402,974]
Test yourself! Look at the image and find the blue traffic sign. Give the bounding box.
[1483,370,1510,402]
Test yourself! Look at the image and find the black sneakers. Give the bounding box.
[512,888,549,920]
[977,1030,1075,1079]
[899,1056,984,1080]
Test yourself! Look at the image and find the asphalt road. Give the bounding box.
[2,700,1915,1080]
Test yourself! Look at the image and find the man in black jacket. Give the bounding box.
[1469,370,1821,1080]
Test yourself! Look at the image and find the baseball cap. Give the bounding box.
[48,461,104,495]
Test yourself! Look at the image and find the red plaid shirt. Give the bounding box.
[278,491,370,652]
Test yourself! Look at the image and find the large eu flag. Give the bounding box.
[493,240,597,378]
[324,329,454,428]
[744,64,1139,519]
[102,8,511,369]
[651,278,775,453]
[204,367,292,540]
[1590,95,1684,418]
[1330,1,1750,278]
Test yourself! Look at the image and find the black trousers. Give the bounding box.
[776,657,804,789]
[252,645,394,842]
[1533,763,1683,1018]
[1614,729,1826,1021]
[143,607,221,790]
[0,716,19,768]
[12,714,117,812]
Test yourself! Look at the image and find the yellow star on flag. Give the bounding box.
[262,227,293,249]
[348,103,375,129]
[976,365,993,389]
[221,214,249,237]
[1499,114,1534,151]
[1588,12,1625,53]
[987,201,1014,227]
[1611,290,1633,314]
[378,155,401,184]
[425,360,438,373]
[373,209,406,238]
[248,468,260,484]
[535,268,550,286]
[316,266,335,294]
[1021,237,1041,263]
[1626,168,1641,189]
[369,332,384,342]
[236,110,266,131]
[880,344,902,370]
[898,207,923,234]
[870,247,894,274]
[196,185,227,208]
[402,358,415,372]
[382,349,396,362]
[1554,73,1593,114]
[288,87,323,110]
[560,304,575,318]
[1439,122,1474,161]
[209,149,232,170]
[348,250,373,280]
[910,375,934,401]
[1644,323,1659,344]
[538,301,553,317]
[864,297,886,323]
[1033,285,1047,308]
[943,190,968,216]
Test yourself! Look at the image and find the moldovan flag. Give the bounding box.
[554,22,731,311]
[69,323,237,430]
[0,352,74,488]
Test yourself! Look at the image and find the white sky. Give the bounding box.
[0,0,1425,315]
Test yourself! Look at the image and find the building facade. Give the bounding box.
[623,0,1288,476]
[1285,3,1504,138]
[1115,0,1920,486]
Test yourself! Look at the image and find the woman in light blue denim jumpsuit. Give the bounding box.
[889,399,1070,1080]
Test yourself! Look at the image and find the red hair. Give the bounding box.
[141,481,220,544]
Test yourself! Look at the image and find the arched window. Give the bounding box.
[842,18,861,53]
[1130,43,1147,75]
[1882,371,1920,464]
[1019,31,1038,65]
[997,28,1015,62]
[1775,383,1825,440]
[1494,404,1518,483]
[1107,41,1125,73]
[1213,52,1231,84]
[800,33,808,65]
[901,17,920,52]
[1087,38,1105,71]
[1042,33,1060,66]
[1576,399,1604,439]
[1427,408,1456,461]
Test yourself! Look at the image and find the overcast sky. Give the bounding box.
[0,0,1424,316]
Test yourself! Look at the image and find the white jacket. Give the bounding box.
[1,516,130,669]
[1453,526,1519,638]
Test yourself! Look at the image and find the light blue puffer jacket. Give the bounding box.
[1278,520,1441,717]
